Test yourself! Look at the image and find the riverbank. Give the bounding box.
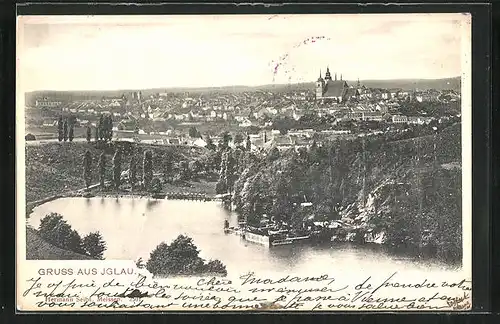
[25,178,218,259]
[24,141,217,260]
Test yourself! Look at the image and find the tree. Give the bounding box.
[189,126,201,138]
[63,120,68,142]
[38,213,85,254]
[95,125,99,143]
[205,260,227,275]
[179,160,189,180]
[216,152,228,194]
[234,133,244,146]
[189,160,202,175]
[220,131,232,150]
[267,147,280,162]
[86,126,92,142]
[143,150,153,190]
[103,115,110,141]
[82,232,107,260]
[151,177,162,194]
[83,150,92,189]
[112,148,122,190]
[57,116,63,142]
[68,121,74,142]
[146,235,227,277]
[98,152,106,189]
[105,115,113,141]
[129,154,137,189]
[245,135,252,151]
[98,114,104,141]
[205,136,216,150]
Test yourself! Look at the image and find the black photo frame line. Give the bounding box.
[2,1,494,322]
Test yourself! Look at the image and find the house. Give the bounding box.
[174,114,185,121]
[293,109,305,121]
[345,112,364,120]
[191,138,207,147]
[321,129,350,135]
[392,115,408,123]
[35,99,63,108]
[166,138,181,145]
[42,119,58,127]
[408,116,434,125]
[362,112,383,122]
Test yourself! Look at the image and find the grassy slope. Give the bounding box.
[26,227,93,260]
[25,141,211,202]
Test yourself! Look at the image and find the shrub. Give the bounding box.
[82,232,107,259]
[151,177,162,194]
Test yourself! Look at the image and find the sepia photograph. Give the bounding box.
[16,13,472,311]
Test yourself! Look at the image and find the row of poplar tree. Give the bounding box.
[57,114,113,143]
[86,115,114,143]
[57,116,76,142]
[82,149,155,192]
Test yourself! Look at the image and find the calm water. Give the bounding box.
[28,197,460,277]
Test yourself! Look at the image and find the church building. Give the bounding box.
[315,67,358,103]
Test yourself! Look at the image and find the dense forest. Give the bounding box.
[230,121,462,262]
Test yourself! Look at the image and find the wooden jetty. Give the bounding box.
[164,192,214,201]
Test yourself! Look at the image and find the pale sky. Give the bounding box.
[17,14,470,92]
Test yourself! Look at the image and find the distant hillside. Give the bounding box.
[356,77,461,92]
[24,77,460,102]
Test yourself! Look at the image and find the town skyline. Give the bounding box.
[18,14,469,92]
[24,76,461,96]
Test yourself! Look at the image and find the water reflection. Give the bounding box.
[28,197,459,276]
[146,199,161,210]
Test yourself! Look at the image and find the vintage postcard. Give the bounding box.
[16,13,472,311]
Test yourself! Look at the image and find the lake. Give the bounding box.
[28,197,460,277]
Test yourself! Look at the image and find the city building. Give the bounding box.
[35,98,63,108]
[315,67,354,103]
[392,115,408,123]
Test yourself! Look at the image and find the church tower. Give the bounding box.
[316,70,325,99]
[324,67,332,81]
